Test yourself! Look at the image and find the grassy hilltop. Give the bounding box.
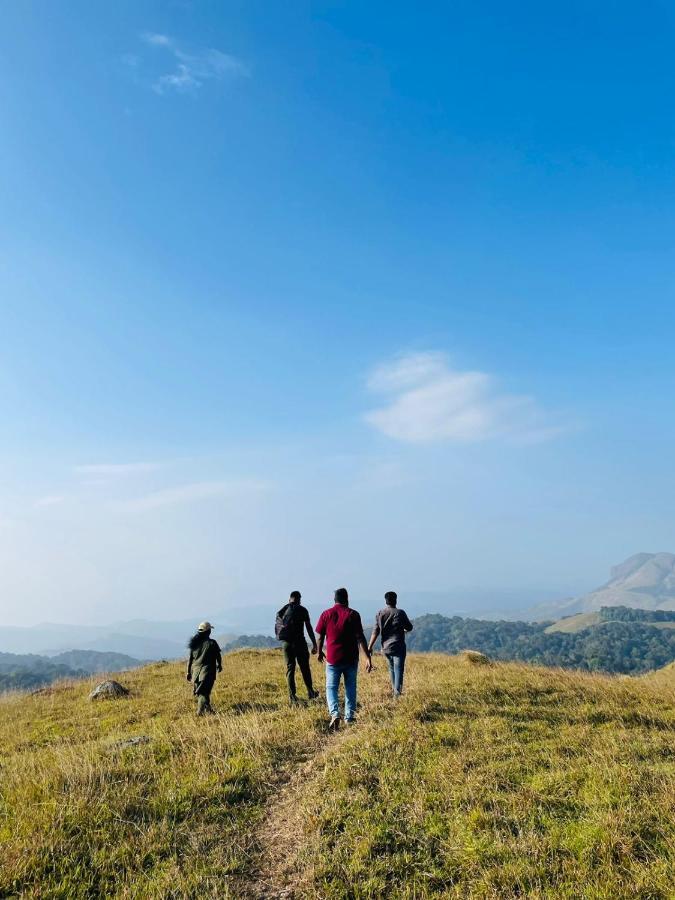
[1,651,674,899]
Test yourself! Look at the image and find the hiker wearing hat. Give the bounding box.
[186,621,222,715]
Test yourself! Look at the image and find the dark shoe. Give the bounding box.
[308,689,320,700]
[289,695,300,706]
[328,716,341,732]
[345,718,357,726]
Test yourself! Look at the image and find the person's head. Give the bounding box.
[334,587,349,606]
[384,591,398,607]
[289,590,302,605]
[188,621,213,650]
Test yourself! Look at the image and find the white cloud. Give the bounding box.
[114,479,267,513]
[34,495,66,508]
[139,32,249,94]
[75,462,163,478]
[365,352,562,444]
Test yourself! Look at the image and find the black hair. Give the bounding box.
[289,590,301,601]
[188,631,210,651]
[384,591,397,606]
[334,587,349,605]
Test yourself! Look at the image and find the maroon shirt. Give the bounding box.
[315,604,364,666]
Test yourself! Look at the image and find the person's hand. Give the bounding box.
[217,666,222,673]
[186,673,192,682]
[311,645,318,656]
[317,650,325,664]
[365,656,373,674]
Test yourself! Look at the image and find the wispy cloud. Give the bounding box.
[365,352,564,444]
[34,495,66,508]
[75,462,164,478]
[138,32,249,94]
[114,479,267,513]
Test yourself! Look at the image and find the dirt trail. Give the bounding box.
[236,725,349,899]
[236,667,394,899]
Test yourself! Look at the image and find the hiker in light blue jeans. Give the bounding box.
[315,588,372,730]
[368,591,413,697]
[325,661,358,721]
[385,649,406,696]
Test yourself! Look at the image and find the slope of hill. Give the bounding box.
[1,651,674,898]
[644,660,675,688]
[546,606,675,635]
[539,552,675,619]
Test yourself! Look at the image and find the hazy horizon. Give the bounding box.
[3,2,675,628]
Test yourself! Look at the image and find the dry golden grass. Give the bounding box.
[1,651,674,898]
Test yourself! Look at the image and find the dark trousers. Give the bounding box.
[282,641,314,698]
[194,666,216,715]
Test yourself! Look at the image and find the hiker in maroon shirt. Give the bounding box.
[315,587,372,731]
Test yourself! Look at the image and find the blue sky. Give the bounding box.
[2,1,675,625]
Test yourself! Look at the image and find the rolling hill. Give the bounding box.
[537,552,675,619]
[546,606,675,634]
[1,650,674,898]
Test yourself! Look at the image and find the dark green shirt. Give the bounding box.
[187,638,222,676]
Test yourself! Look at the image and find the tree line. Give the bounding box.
[406,607,675,674]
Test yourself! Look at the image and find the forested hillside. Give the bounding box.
[406,607,675,673]
[0,650,143,692]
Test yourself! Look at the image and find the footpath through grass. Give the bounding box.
[1,650,674,898]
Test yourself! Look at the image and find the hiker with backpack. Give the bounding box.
[275,591,320,704]
[368,591,413,697]
[186,621,222,716]
[315,587,372,731]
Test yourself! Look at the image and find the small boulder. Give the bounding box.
[459,649,492,666]
[89,680,130,701]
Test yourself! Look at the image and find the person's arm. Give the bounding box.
[367,613,381,654]
[355,613,372,672]
[315,613,326,663]
[304,608,318,654]
[186,649,193,681]
[215,642,223,673]
[403,611,413,632]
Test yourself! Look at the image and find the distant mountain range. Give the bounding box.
[530,553,675,620]
[4,557,674,659]
[0,589,564,658]
[0,649,145,692]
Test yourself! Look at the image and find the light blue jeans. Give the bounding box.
[325,662,358,721]
[386,651,406,695]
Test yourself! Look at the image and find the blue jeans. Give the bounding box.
[386,652,406,695]
[325,662,358,720]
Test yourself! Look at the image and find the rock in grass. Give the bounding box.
[110,735,151,751]
[459,649,492,666]
[89,680,130,701]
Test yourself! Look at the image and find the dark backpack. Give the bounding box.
[275,605,295,641]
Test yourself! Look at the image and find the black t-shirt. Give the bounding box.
[278,603,311,645]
